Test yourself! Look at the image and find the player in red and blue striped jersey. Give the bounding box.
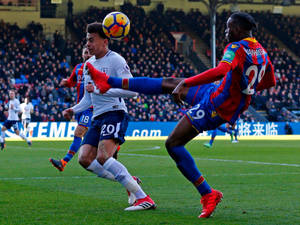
[49,47,93,171]
[86,12,276,218]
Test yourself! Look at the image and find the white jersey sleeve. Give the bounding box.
[71,87,92,114]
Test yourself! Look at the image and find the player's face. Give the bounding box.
[225,18,240,42]
[86,33,108,58]
[9,91,15,99]
[82,48,92,62]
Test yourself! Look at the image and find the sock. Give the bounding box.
[26,127,30,136]
[63,136,82,162]
[209,129,217,145]
[108,77,163,95]
[19,132,29,142]
[234,128,238,140]
[1,131,5,143]
[0,131,4,143]
[167,146,211,196]
[87,159,116,181]
[103,157,147,199]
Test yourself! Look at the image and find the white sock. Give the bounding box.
[103,157,147,199]
[0,131,5,143]
[87,159,116,181]
[19,132,29,142]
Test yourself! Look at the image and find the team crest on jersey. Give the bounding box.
[211,111,218,118]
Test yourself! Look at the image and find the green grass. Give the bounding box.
[0,140,299,225]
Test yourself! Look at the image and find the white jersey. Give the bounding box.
[72,50,137,119]
[7,98,21,121]
[20,102,34,120]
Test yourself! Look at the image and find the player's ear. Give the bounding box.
[103,38,109,45]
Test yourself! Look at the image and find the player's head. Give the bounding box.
[86,22,109,58]
[24,96,30,104]
[82,46,92,62]
[225,12,257,42]
[9,90,15,99]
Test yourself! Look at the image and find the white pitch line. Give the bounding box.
[6,145,161,152]
[1,172,300,181]
[120,153,300,168]
[5,146,300,167]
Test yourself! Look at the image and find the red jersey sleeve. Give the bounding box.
[185,62,231,87]
[65,66,78,88]
[185,42,241,87]
[256,58,276,91]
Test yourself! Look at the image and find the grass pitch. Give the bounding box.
[0,140,299,225]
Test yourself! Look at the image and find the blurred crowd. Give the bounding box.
[0,5,299,123]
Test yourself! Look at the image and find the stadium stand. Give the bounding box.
[0,4,299,122]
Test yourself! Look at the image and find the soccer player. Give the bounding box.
[86,12,276,218]
[203,123,238,148]
[49,46,93,172]
[20,97,34,137]
[62,22,156,210]
[0,90,32,150]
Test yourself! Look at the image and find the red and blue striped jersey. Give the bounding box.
[210,37,275,124]
[66,63,85,103]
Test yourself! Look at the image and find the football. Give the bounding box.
[102,11,130,40]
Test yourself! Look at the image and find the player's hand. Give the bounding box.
[60,79,68,87]
[86,83,95,93]
[172,80,186,107]
[62,108,74,121]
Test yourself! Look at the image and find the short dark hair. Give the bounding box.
[86,22,109,39]
[230,12,257,31]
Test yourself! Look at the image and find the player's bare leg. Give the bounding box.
[15,129,31,147]
[165,116,223,218]
[50,125,88,172]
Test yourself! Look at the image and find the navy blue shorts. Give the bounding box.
[81,110,129,147]
[185,84,226,133]
[75,108,93,128]
[3,120,19,130]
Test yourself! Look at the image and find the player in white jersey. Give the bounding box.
[62,22,156,210]
[0,90,32,150]
[20,97,34,137]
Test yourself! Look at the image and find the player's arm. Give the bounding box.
[172,62,231,106]
[30,104,34,114]
[60,66,77,87]
[15,101,21,113]
[63,77,92,120]
[256,59,276,91]
[172,43,239,106]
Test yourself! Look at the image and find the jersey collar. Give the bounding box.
[243,37,257,43]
